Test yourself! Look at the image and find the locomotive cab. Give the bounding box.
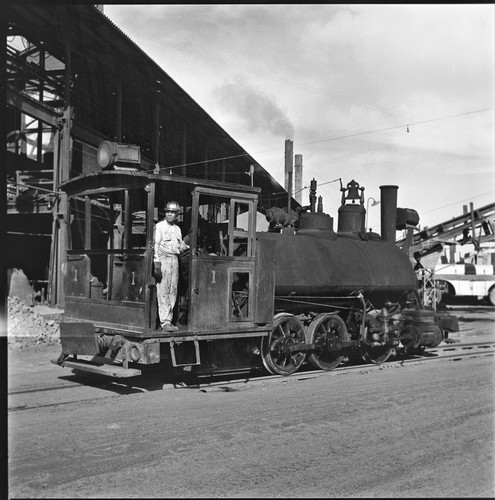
[185,187,274,330]
[57,170,276,376]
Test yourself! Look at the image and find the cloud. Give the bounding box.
[215,76,294,139]
[104,4,494,227]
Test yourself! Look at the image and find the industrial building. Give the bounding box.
[5,3,297,307]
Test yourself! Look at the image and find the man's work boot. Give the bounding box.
[161,322,178,331]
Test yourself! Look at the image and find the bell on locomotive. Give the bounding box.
[337,179,366,233]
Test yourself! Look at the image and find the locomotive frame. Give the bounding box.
[54,158,455,379]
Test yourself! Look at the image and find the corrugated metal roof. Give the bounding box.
[8,2,297,209]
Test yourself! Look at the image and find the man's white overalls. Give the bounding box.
[154,207,187,329]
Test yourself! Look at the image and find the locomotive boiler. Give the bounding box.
[54,154,452,379]
[254,180,443,374]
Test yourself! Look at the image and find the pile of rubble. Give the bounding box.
[7,297,61,350]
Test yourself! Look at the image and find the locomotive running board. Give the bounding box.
[53,358,142,378]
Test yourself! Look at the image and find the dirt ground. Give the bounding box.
[440,303,495,343]
[7,344,495,498]
[6,299,495,499]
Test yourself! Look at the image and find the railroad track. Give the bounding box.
[425,340,495,359]
[193,340,495,389]
[8,340,495,411]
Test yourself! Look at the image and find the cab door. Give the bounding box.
[187,188,259,331]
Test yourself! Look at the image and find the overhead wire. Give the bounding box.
[295,108,493,149]
[159,108,493,174]
[419,192,494,215]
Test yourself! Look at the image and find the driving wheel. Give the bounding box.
[361,343,394,364]
[306,313,349,371]
[261,313,306,376]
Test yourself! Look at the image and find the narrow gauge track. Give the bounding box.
[424,340,495,359]
[8,341,495,412]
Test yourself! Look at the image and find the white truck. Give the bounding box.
[434,262,495,306]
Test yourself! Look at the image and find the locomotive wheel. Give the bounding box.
[488,287,495,306]
[261,313,306,376]
[306,313,349,371]
[361,344,394,365]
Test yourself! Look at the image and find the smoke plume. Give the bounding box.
[216,76,294,139]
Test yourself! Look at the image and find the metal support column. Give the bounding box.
[52,25,72,307]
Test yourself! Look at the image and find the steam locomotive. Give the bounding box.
[54,144,455,379]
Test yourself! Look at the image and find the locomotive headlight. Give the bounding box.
[97,141,117,169]
[97,141,141,169]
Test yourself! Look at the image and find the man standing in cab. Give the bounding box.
[153,201,189,331]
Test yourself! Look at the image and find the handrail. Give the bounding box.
[67,249,146,255]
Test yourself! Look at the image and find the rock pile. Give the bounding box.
[7,297,61,350]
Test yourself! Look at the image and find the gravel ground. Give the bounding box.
[7,297,61,350]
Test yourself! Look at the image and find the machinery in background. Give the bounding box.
[398,203,495,307]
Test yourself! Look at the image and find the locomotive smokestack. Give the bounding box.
[380,185,398,243]
[294,154,303,204]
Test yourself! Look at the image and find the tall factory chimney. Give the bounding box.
[284,139,293,209]
[294,154,303,205]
